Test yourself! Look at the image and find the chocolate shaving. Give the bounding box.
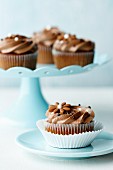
[61,102,66,106]
[64,104,71,107]
[54,108,59,113]
[48,105,57,112]
[63,107,71,111]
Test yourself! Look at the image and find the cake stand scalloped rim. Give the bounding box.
[0,53,110,78]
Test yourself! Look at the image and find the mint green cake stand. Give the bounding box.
[0,53,109,128]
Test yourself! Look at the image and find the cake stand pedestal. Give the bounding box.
[0,53,109,127]
[9,78,48,127]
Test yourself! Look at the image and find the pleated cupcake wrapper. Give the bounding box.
[37,120,103,149]
[38,44,54,64]
[44,121,94,135]
[0,52,37,70]
[52,49,94,69]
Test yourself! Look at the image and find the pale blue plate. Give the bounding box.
[16,129,113,159]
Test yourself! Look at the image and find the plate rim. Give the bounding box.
[16,129,113,158]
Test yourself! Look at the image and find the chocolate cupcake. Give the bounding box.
[37,102,103,148]
[33,26,62,64]
[53,34,95,69]
[45,102,95,135]
[0,34,37,70]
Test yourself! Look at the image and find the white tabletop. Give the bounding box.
[0,87,113,170]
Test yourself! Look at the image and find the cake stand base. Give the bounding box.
[8,78,48,128]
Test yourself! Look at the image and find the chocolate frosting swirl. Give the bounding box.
[46,102,95,124]
[53,34,95,52]
[0,34,37,54]
[33,26,62,47]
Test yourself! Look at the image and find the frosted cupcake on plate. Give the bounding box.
[37,102,103,148]
[45,102,95,134]
[0,34,37,70]
[32,26,63,64]
[53,34,95,69]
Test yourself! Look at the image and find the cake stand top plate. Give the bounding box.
[0,53,109,78]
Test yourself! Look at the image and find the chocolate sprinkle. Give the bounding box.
[88,106,91,109]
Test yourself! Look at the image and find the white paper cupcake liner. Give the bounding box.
[37,45,54,64]
[44,121,94,135]
[52,49,94,69]
[36,120,103,149]
[0,52,37,70]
